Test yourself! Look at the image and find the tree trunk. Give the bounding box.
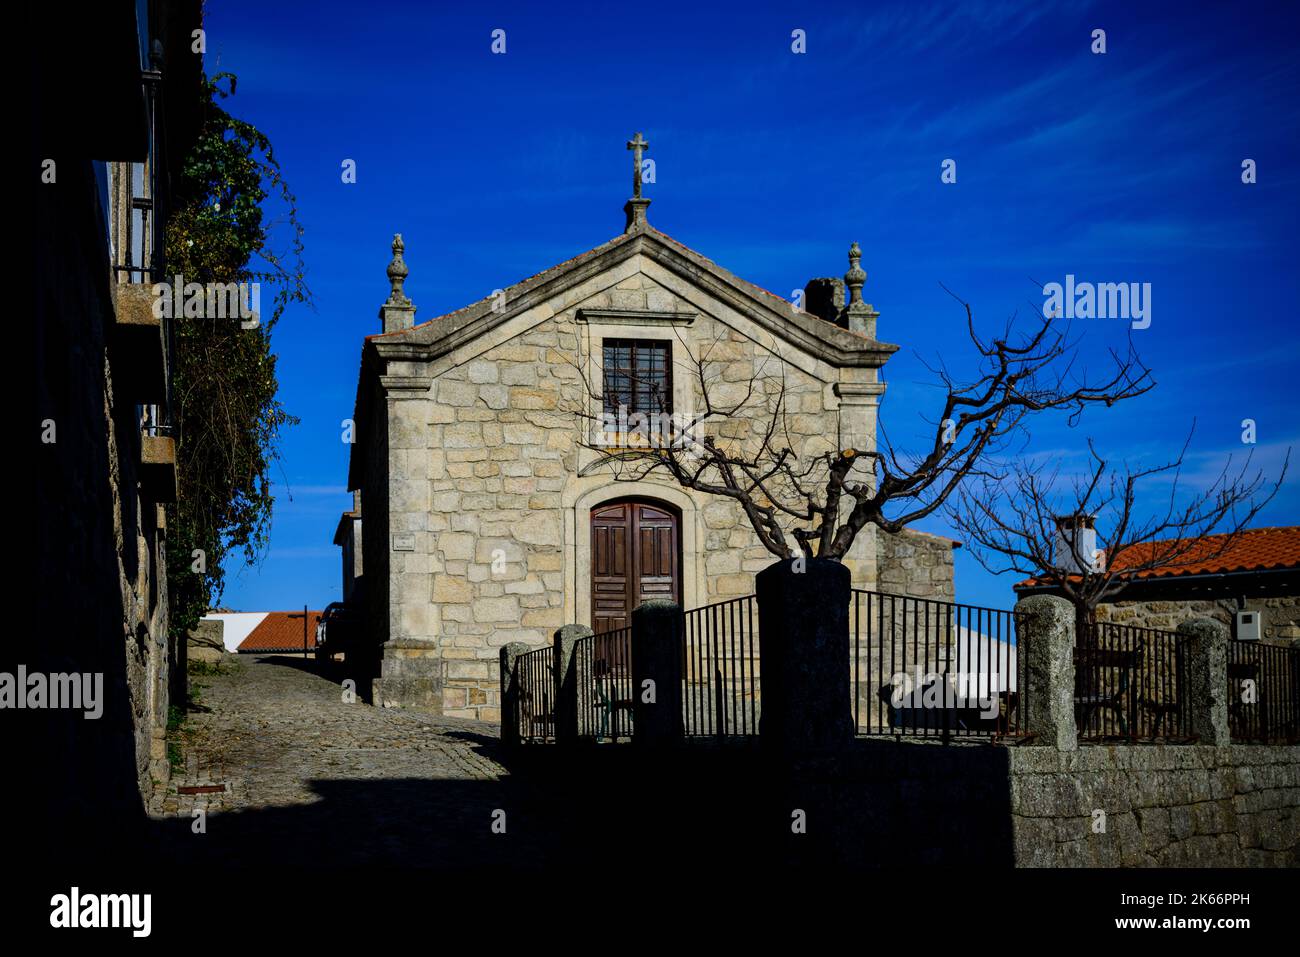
[1075,603,1097,647]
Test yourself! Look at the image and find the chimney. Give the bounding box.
[379,233,416,333]
[352,489,362,514]
[1053,514,1101,575]
[803,277,845,327]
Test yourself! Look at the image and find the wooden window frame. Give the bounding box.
[601,338,673,419]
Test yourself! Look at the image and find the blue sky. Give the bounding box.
[205,0,1300,612]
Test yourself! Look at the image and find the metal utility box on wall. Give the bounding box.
[1235,610,1263,641]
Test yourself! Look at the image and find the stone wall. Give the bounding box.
[383,263,876,720]
[422,316,578,720]
[1010,745,1300,867]
[875,528,957,601]
[358,366,396,704]
[503,582,1298,869]
[1097,594,1300,646]
[188,619,225,663]
[507,737,1299,869]
[507,740,1016,869]
[32,153,172,842]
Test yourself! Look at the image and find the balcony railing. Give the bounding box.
[108,47,176,453]
[112,59,164,285]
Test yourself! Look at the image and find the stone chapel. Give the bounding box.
[339,134,957,719]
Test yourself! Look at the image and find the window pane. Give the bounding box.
[603,339,671,419]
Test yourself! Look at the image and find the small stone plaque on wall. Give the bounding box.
[392,535,415,552]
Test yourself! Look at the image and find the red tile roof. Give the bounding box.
[1018,526,1300,588]
[1108,526,1300,579]
[237,611,323,652]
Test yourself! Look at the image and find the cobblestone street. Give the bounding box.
[148,656,552,868]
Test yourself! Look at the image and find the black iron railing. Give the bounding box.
[682,595,759,737]
[1075,623,1191,743]
[578,626,634,741]
[516,644,554,743]
[852,590,1026,740]
[1227,640,1300,744]
[511,590,1300,749]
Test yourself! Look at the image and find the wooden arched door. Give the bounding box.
[590,499,680,633]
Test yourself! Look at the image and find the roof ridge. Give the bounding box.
[367,229,636,340]
[1015,525,1300,589]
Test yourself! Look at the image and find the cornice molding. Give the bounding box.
[576,308,697,326]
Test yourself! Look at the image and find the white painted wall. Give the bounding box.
[202,612,269,652]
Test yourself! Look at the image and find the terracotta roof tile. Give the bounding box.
[1017,526,1300,588]
[1108,526,1300,578]
[237,611,323,652]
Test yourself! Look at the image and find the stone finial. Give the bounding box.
[624,132,652,232]
[379,233,417,333]
[840,241,880,338]
[844,241,866,305]
[386,233,411,306]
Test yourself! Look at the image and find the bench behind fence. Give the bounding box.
[852,589,1026,740]
[520,589,1043,744]
[1075,623,1191,743]
[1227,640,1300,744]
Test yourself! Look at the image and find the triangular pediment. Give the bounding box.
[369,224,897,369]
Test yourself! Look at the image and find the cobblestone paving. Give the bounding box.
[148,656,550,868]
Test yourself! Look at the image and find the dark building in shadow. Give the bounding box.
[28,0,203,852]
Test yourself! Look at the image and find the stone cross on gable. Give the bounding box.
[623,132,652,232]
[627,132,650,199]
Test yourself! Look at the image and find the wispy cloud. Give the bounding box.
[845,0,1072,58]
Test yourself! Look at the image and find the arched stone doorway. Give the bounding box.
[589,498,681,633]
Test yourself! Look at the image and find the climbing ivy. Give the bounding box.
[165,72,310,641]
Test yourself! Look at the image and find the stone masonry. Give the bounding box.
[1007,596,1300,866]
[348,210,898,719]
[875,527,958,602]
[34,112,178,837]
[1010,745,1300,867]
[1097,595,1300,646]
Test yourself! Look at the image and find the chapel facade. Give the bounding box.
[339,136,958,719]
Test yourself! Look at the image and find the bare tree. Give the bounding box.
[568,295,1155,563]
[946,430,1288,636]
